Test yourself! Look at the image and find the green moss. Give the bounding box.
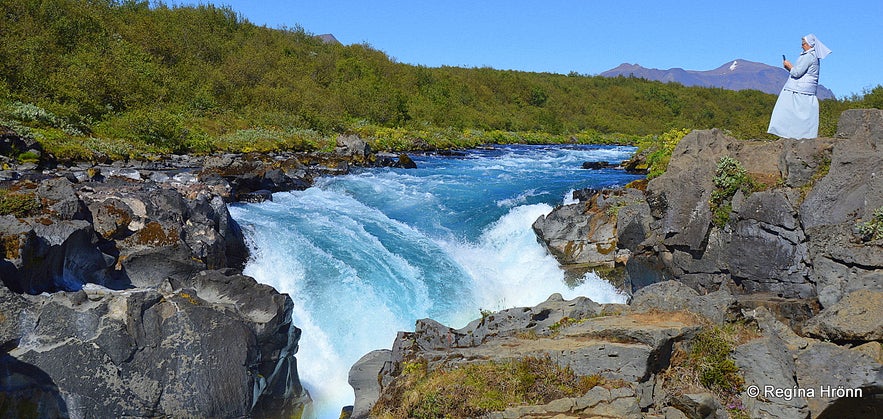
[0,189,41,218]
[17,151,40,163]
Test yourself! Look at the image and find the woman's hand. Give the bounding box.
[783,59,793,71]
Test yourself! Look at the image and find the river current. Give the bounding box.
[228,144,644,418]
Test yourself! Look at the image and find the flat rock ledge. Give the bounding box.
[350,284,883,419]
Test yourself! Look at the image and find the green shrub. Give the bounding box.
[215,127,320,153]
[97,109,190,153]
[690,327,744,393]
[857,207,883,241]
[0,189,41,218]
[634,128,691,179]
[710,156,758,227]
[661,322,758,419]
[3,102,85,136]
[17,151,40,163]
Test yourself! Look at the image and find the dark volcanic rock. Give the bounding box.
[5,270,307,418]
[802,289,883,342]
[0,153,310,417]
[801,109,883,307]
[795,341,883,418]
[582,161,611,170]
[532,189,643,268]
[600,112,883,303]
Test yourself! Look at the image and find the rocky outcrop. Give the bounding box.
[802,289,883,342]
[0,143,313,417]
[351,283,882,419]
[0,175,247,293]
[534,109,883,310]
[351,290,704,418]
[352,110,883,419]
[532,188,645,268]
[803,110,883,307]
[1,270,308,418]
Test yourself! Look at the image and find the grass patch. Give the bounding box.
[0,189,41,218]
[548,316,589,336]
[659,322,760,419]
[373,355,603,418]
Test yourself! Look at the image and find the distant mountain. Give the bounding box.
[316,33,341,45]
[600,59,835,100]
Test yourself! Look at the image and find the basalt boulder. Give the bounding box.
[532,188,645,268]
[2,270,308,418]
[0,174,250,292]
[0,159,309,417]
[549,110,883,306]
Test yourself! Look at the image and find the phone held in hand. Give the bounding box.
[782,54,786,61]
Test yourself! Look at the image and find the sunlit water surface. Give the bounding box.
[229,144,644,418]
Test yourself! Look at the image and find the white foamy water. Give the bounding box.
[229,144,641,418]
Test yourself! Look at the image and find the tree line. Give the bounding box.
[1,0,880,160]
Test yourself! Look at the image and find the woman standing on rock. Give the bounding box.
[767,34,832,139]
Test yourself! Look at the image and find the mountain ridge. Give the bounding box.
[601,59,835,99]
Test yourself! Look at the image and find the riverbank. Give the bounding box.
[0,130,409,416]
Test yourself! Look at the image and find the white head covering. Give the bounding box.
[804,34,832,59]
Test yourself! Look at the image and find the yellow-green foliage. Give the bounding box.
[1,0,876,161]
[857,206,883,241]
[373,356,601,418]
[0,189,41,218]
[634,128,691,179]
[661,322,759,419]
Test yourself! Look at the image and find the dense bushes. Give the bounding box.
[0,0,879,160]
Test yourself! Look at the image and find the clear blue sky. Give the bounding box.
[189,0,881,99]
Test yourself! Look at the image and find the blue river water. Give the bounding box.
[228,144,644,418]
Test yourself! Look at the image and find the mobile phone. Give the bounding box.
[782,54,786,61]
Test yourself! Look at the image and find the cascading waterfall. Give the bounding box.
[229,144,644,418]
